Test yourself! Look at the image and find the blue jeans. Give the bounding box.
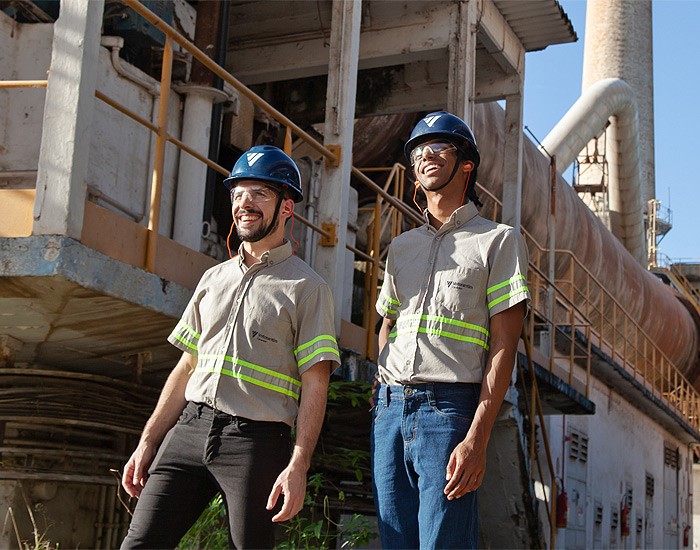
[371,383,480,549]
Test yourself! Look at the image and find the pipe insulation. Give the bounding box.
[473,101,699,380]
[540,78,645,265]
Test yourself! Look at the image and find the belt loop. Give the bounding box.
[426,383,436,406]
[379,384,389,406]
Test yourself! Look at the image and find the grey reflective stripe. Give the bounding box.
[389,314,489,350]
[294,334,340,368]
[197,355,301,400]
[487,274,528,310]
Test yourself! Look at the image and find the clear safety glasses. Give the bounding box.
[410,142,457,166]
[230,185,279,205]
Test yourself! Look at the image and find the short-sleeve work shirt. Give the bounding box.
[169,241,340,426]
[375,202,530,385]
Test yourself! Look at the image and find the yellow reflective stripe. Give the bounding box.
[177,321,200,339]
[197,365,300,400]
[199,354,301,389]
[297,346,341,367]
[232,357,302,387]
[488,286,529,310]
[398,314,489,337]
[487,274,526,296]
[173,333,198,352]
[381,294,401,306]
[221,369,299,399]
[295,334,337,355]
[378,293,400,315]
[390,326,488,350]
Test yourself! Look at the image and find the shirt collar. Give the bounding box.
[236,240,293,269]
[424,202,479,233]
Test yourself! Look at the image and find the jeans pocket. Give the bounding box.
[177,406,196,425]
[373,398,388,424]
[431,397,474,419]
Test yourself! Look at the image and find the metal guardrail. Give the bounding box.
[478,182,700,432]
[3,0,697,427]
[0,0,424,360]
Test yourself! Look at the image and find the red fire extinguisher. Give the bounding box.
[621,504,631,537]
[556,487,568,528]
[683,524,690,547]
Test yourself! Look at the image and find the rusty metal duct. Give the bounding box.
[541,78,645,265]
[473,102,699,378]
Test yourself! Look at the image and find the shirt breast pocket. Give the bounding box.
[435,266,485,311]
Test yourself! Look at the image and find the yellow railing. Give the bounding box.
[0,0,423,361]
[478,182,700,431]
[3,2,698,428]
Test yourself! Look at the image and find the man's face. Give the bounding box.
[231,181,281,242]
[411,140,459,190]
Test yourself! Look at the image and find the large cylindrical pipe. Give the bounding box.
[541,78,645,265]
[582,0,655,206]
[474,101,698,377]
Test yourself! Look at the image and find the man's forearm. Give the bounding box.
[140,352,196,447]
[378,318,395,356]
[290,361,331,470]
[468,302,526,445]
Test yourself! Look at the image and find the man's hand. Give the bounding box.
[120,351,195,499]
[443,302,526,501]
[266,360,331,522]
[443,434,487,500]
[121,443,157,498]
[266,463,307,522]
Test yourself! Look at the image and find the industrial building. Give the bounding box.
[1,0,698,548]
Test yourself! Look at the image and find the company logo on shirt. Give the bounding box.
[446,280,473,290]
[252,330,278,344]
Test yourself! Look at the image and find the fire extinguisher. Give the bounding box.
[556,486,568,528]
[621,504,631,537]
[683,524,690,547]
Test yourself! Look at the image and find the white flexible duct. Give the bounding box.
[540,78,645,265]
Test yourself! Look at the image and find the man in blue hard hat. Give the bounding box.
[121,146,340,549]
[372,112,530,548]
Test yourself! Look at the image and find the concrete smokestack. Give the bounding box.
[581,0,655,206]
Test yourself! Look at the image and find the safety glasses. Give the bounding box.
[230,185,279,205]
[410,142,457,166]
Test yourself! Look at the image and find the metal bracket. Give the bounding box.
[320,222,338,246]
[325,144,341,168]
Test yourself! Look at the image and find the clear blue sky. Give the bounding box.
[522,0,699,263]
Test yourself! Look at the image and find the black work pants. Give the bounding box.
[121,402,292,549]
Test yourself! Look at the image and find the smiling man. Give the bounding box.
[372,112,530,549]
[121,146,340,549]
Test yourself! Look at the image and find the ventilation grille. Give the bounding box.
[569,431,589,463]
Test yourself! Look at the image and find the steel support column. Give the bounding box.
[33,0,105,238]
[447,0,478,123]
[172,86,228,251]
[315,0,361,332]
[502,82,525,229]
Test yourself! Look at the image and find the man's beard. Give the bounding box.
[235,208,279,242]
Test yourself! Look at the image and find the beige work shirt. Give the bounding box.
[375,202,530,385]
[169,241,340,426]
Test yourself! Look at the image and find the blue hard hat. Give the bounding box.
[223,145,303,202]
[404,111,480,167]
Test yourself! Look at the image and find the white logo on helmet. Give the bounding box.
[424,115,441,127]
[246,152,264,165]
